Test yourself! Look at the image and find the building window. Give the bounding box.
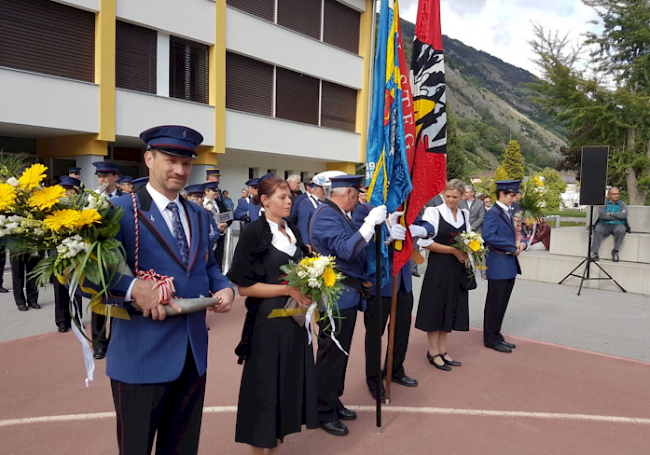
[226,52,273,116]
[169,36,209,104]
[277,0,321,40]
[0,0,94,82]
[321,81,357,132]
[248,168,255,179]
[323,0,360,54]
[276,68,319,126]
[227,0,274,22]
[116,21,157,94]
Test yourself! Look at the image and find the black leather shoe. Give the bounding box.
[57,323,68,333]
[487,343,512,353]
[501,341,516,349]
[93,347,107,360]
[441,353,461,367]
[320,420,349,436]
[337,408,357,421]
[0,286,8,293]
[392,375,419,387]
[17,304,28,311]
[427,352,451,371]
[29,302,41,309]
[612,250,620,262]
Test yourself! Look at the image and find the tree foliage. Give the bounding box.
[529,0,650,205]
[446,110,470,182]
[490,166,510,197]
[502,140,526,180]
[532,167,568,210]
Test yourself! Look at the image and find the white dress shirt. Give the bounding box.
[495,201,511,217]
[267,218,297,257]
[418,204,471,248]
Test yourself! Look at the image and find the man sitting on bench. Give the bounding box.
[591,186,630,262]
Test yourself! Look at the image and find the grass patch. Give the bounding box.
[549,221,586,228]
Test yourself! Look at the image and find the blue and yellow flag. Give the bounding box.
[365,0,413,286]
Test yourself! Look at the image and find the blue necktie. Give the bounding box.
[167,202,189,264]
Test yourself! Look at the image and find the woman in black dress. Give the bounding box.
[227,176,318,454]
[415,179,471,371]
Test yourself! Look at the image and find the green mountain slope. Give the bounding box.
[399,18,565,173]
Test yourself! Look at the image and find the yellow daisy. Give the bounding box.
[44,209,80,232]
[322,268,337,288]
[18,163,48,191]
[29,185,66,211]
[76,209,102,228]
[0,183,17,211]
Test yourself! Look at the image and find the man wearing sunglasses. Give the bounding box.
[591,186,629,262]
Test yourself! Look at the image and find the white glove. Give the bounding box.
[359,205,388,241]
[388,224,407,241]
[409,224,428,239]
[387,211,404,227]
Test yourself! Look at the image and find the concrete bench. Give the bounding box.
[549,227,650,264]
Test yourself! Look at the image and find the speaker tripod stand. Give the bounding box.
[559,206,626,296]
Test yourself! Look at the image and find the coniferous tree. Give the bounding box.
[502,140,525,181]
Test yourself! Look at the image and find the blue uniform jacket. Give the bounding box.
[352,203,435,298]
[290,192,309,224]
[309,200,369,311]
[296,195,320,245]
[234,197,250,222]
[483,203,525,280]
[106,187,232,384]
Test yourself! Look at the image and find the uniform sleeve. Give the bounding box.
[412,214,436,236]
[296,200,313,245]
[482,209,517,253]
[312,208,367,261]
[417,207,440,247]
[233,199,248,221]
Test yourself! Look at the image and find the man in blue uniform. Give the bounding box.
[482,180,527,353]
[296,171,343,249]
[132,176,149,190]
[352,205,435,401]
[309,174,387,437]
[118,175,134,194]
[185,183,221,250]
[106,125,234,454]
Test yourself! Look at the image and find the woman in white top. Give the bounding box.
[415,179,472,371]
[227,177,318,454]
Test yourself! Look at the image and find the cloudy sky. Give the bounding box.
[397,0,602,76]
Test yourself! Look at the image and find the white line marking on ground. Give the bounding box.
[1,406,649,428]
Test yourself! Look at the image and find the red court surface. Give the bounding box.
[1,297,648,455]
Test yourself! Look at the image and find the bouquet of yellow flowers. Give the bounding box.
[452,230,488,279]
[272,254,348,353]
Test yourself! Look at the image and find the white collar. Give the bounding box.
[266,218,297,256]
[147,183,181,211]
[496,201,511,213]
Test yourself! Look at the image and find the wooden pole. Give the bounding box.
[384,274,399,404]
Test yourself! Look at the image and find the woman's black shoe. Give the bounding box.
[427,352,451,371]
[441,352,461,367]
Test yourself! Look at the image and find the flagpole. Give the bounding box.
[374,225,383,433]
[384,273,399,404]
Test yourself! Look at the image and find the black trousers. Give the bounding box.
[92,312,110,350]
[0,245,6,286]
[110,347,207,455]
[364,292,414,385]
[483,278,516,347]
[316,306,358,423]
[53,277,82,328]
[214,237,225,269]
[11,255,40,306]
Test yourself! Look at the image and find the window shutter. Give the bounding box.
[321,81,357,131]
[227,0,274,22]
[323,0,360,54]
[276,68,319,126]
[116,21,157,94]
[225,52,273,117]
[0,0,94,82]
[169,36,209,104]
[277,0,321,40]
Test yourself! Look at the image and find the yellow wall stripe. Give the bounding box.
[213,0,227,155]
[326,162,357,175]
[95,0,116,142]
[37,134,107,158]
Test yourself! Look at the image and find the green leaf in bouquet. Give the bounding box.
[102,238,122,251]
[28,255,57,288]
[100,247,120,264]
[84,259,101,285]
